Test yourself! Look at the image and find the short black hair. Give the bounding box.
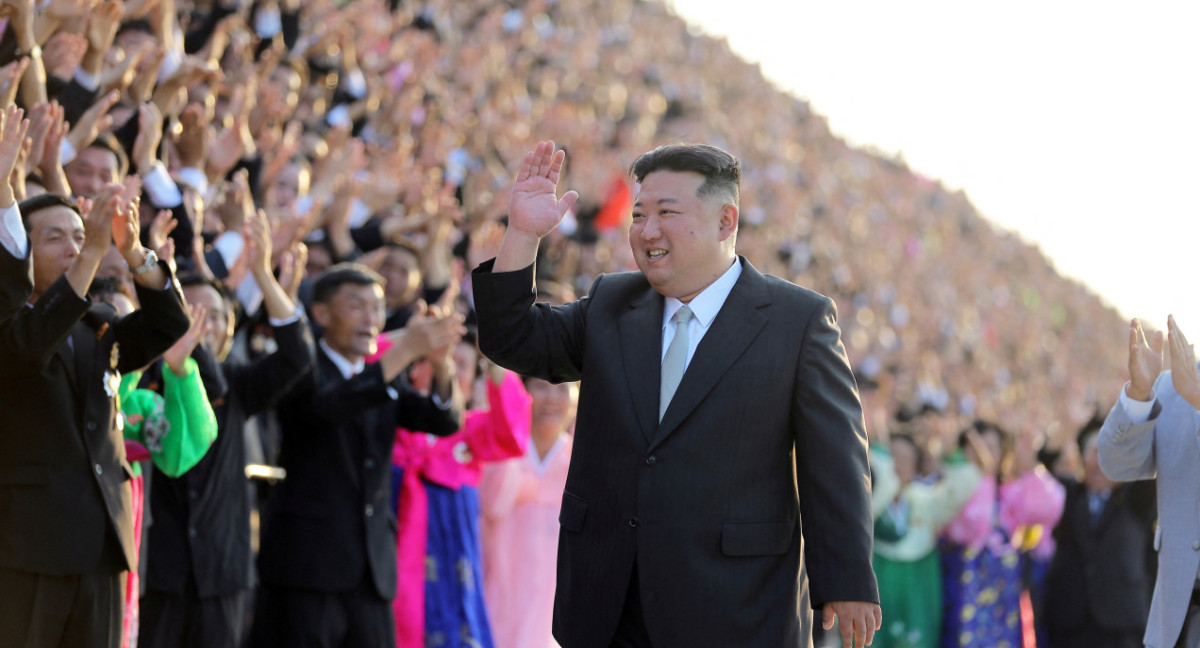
[312,263,384,304]
[178,272,237,306]
[958,419,1012,456]
[18,193,80,229]
[1075,413,1105,455]
[630,143,741,205]
[80,132,130,180]
[88,275,134,303]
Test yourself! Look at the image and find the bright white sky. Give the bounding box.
[668,0,1200,340]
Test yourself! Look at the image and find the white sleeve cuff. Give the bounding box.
[345,69,368,99]
[212,231,245,270]
[175,167,209,197]
[268,304,305,327]
[60,139,77,166]
[73,67,100,91]
[0,203,28,259]
[326,105,352,128]
[1119,382,1156,424]
[141,162,184,208]
[431,392,452,410]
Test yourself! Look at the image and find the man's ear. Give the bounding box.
[311,301,330,328]
[718,203,739,241]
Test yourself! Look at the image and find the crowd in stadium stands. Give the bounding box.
[0,0,1156,646]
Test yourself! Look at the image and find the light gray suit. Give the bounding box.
[1099,370,1200,648]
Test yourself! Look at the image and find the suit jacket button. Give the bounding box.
[364,458,376,470]
[365,505,375,517]
[188,489,198,500]
[628,517,638,528]
[645,455,657,466]
[86,422,97,431]
[1193,540,1200,551]
[188,527,197,539]
[94,464,103,476]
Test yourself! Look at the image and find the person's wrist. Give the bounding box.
[121,245,149,268]
[1126,382,1153,402]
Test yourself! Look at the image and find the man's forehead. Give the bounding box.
[29,206,83,231]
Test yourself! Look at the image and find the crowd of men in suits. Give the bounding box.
[0,0,1191,647]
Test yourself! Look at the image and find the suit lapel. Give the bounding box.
[619,288,664,445]
[73,319,98,416]
[54,335,78,394]
[651,261,771,450]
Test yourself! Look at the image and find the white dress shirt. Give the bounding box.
[660,258,743,368]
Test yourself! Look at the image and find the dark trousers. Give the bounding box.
[609,562,652,648]
[248,579,395,648]
[139,585,247,648]
[0,566,123,648]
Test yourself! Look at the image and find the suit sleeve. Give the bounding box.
[471,259,589,383]
[0,275,89,371]
[1098,382,1163,482]
[790,295,879,606]
[0,215,32,326]
[231,317,316,416]
[113,262,191,372]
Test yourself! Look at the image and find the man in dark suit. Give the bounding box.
[0,106,190,647]
[140,210,316,648]
[472,141,881,648]
[252,263,466,647]
[1044,419,1156,648]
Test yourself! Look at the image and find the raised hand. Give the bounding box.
[85,0,124,59]
[508,140,578,238]
[0,105,30,208]
[23,102,53,174]
[146,209,176,252]
[1168,315,1200,410]
[0,57,30,107]
[1127,318,1163,402]
[132,102,164,175]
[66,89,119,154]
[42,32,89,79]
[163,303,210,377]
[110,175,144,258]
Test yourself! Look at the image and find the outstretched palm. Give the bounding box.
[1168,315,1200,410]
[1127,318,1162,401]
[508,140,578,238]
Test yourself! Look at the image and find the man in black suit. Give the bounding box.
[252,263,466,647]
[140,210,316,648]
[473,141,881,648]
[0,106,190,647]
[1044,419,1157,648]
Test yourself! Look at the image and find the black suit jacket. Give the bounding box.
[0,251,189,575]
[146,317,315,598]
[256,345,462,599]
[472,257,878,648]
[1044,477,1157,635]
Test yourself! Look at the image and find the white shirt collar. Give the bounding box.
[662,257,743,330]
[319,338,365,379]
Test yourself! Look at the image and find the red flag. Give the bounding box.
[594,175,632,231]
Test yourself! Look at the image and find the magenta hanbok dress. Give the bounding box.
[389,370,531,648]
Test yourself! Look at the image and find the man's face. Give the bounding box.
[379,247,421,309]
[65,147,120,199]
[28,206,85,298]
[629,170,737,303]
[96,246,137,304]
[182,283,235,361]
[314,282,386,363]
